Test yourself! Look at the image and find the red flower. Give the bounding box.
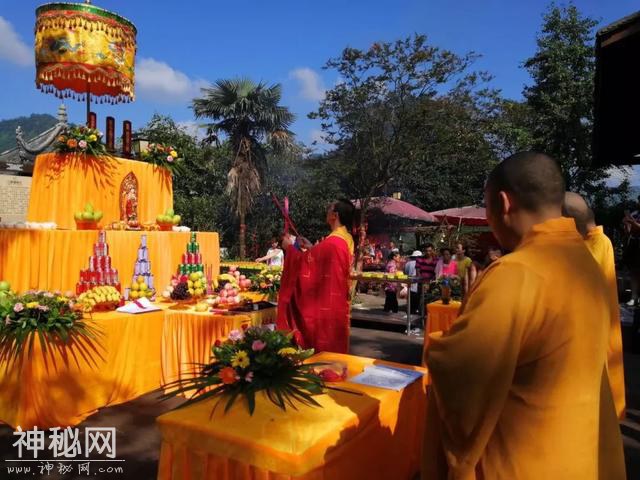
[219,367,237,385]
[241,323,249,331]
[214,339,221,347]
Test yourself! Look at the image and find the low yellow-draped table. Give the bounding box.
[157,352,428,480]
[426,300,461,335]
[0,229,219,294]
[0,308,165,429]
[27,153,173,230]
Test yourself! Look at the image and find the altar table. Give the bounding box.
[27,152,173,230]
[0,229,219,294]
[157,352,428,480]
[0,305,270,429]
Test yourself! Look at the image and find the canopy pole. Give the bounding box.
[86,82,91,126]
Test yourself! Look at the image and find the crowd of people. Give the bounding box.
[380,241,503,313]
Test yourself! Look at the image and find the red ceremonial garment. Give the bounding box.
[277,229,353,353]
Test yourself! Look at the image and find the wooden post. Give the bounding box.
[122,120,132,158]
[106,116,115,152]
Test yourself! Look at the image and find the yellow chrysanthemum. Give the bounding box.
[278,347,297,357]
[26,302,39,309]
[231,350,250,368]
[170,150,178,158]
[88,134,97,142]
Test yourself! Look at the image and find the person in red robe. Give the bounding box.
[276,200,355,353]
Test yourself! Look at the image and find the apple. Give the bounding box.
[218,297,227,305]
[0,280,10,292]
[220,290,228,298]
[195,303,208,312]
[172,215,181,225]
[196,271,204,279]
[239,275,246,281]
[139,283,148,292]
[194,288,204,297]
[82,211,94,220]
[74,212,83,221]
[233,271,241,278]
[85,202,94,213]
[189,272,199,282]
[156,215,164,223]
[166,208,175,217]
[93,211,103,221]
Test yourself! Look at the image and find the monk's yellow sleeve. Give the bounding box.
[425,262,537,478]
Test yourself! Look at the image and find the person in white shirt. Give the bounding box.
[404,250,422,313]
[256,238,284,267]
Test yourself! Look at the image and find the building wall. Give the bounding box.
[0,174,32,223]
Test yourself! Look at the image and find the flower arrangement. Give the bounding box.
[250,267,282,295]
[0,290,99,361]
[162,326,326,415]
[425,275,463,304]
[55,126,107,157]
[140,143,185,175]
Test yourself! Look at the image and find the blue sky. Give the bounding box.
[0,0,638,170]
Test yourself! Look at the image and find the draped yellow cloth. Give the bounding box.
[0,306,265,429]
[157,353,428,480]
[0,229,219,293]
[585,226,626,419]
[423,218,626,479]
[161,310,253,386]
[27,153,173,230]
[0,309,165,429]
[426,301,461,335]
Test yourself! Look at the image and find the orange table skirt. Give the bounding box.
[27,152,173,230]
[0,229,219,294]
[161,309,253,386]
[0,306,258,429]
[0,308,165,429]
[426,300,461,335]
[157,352,428,480]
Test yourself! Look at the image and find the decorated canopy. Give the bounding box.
[353,197,436,223]
[430,205,488,226]
[35,2,137,104]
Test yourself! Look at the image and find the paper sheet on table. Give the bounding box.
[116,297,161,314]
[349,365,424,391]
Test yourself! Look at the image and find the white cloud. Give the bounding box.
[0,16,31,67]
[290,68,326,101]
[177,120,207,141]
[136,58,208,103]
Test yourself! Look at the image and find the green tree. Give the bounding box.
[523,3,627,194]
[192,79,295,258]
[136,114,231,233]
[311,34,499,267]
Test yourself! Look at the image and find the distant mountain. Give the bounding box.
[0,114,57,153]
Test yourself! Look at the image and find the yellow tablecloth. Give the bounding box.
[157,352,428,480]
[0,229,219,293]
[161,309,253,386]
[0,305,262,429]
[426,300,461,335]
[27,152,173,229]
[0,308,165,429]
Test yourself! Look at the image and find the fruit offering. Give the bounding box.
[210,282,243,308]
[129,235,155,300]
[74,202,103,229]
[77,285,122,312]
[169,281,191,301]
[224,266,253,291]
[76,230,121,294]
[0,280,12,298]
[156,208,181,230]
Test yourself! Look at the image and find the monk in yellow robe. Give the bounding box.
[423,152,626,479]
[563,192,625,419]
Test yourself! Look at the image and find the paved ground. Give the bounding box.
[0,309,637,479]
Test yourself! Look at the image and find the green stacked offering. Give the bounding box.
[74,202,103,222]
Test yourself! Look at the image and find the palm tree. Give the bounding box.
[193,78,295,258]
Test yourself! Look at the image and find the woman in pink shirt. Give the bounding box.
[435,247,458,278]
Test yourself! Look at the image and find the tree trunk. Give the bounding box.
[349,199,370,299]
[239,213,247,259]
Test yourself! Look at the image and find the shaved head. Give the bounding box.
[486,151,565,211]
[562,192,595,237]
[485,151,565,251]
